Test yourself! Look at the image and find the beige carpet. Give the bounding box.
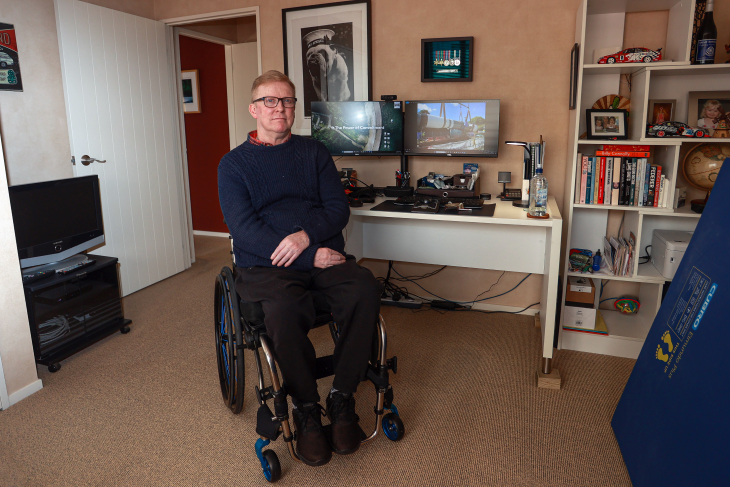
[0,236,635,486]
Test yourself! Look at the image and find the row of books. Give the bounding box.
[602,232,636,277]
[573,147,671,208]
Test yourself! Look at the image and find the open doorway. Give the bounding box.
[166,10,261,247]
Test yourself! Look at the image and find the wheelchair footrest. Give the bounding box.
[256,404,282,441]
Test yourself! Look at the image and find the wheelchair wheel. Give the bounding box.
[261,450,281,483]
[382,412,405,441]
[214,268,245,413]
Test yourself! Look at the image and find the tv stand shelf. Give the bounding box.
[23,254,131,372]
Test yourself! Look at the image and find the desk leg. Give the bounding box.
[538,217,562,389]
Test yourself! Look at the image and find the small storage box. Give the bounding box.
[651,230,692,279]
[563,304,597,330]
[565,277,595,305]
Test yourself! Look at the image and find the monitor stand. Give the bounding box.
[22,254,90,277]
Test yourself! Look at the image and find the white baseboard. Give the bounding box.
[8,378,43,407]
[193,230,229,238]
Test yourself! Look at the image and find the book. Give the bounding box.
[648,165,657,206]
[662,178,671,208]
[580,155,588,204]
[603,145,650,151]
[643,160,651,206]
[585,157,595,205]
[597,157,605,204]
[628,158,636,206]
[592,157,599,204]
[658,175,666,208]
[605,157,613,205]
[653,166,662,207]
[618,158,627,205]
[611,157,621,206]
[574,154,582,204]
[595,151,651,157]
[636,159,646,206]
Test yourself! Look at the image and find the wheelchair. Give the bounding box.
[213,245,404,483]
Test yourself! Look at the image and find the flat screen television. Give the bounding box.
[9,175,105,268]
[310,101,403,156]
[403,99,500,157]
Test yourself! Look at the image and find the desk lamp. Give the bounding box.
[498,171,511,197]
[505,141,531,208]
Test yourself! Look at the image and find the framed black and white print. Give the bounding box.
[283,0,372,136]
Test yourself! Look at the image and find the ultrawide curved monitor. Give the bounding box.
[403,99,500,157]
[9,175,105,268]
[311,101,403,156]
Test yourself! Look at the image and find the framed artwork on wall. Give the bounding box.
[181,69,201,114]
[688,91,730,136]
[647,99,676,125]
[421,37,473,82]
[586,109,629,140]
[282,0,372,136]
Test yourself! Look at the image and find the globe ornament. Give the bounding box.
[682,143,729,213]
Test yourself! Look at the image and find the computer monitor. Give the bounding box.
[403,100,500,157]
[310,101,403,156]
[9,175,105,268]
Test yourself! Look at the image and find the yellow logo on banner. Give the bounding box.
[656,330,674,363]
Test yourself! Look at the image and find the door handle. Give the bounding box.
[81,155,106,166]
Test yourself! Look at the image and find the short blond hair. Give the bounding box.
[251,70,296,101]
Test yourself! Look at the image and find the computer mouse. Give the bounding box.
[349,198,363,207]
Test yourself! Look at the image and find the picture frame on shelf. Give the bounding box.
[688,91,730,136]
[421,36,473,82]
[181,70,201,114]
[647,99,676,125]
[586,109,629,140]
[282,0,372,136]
[569,43,579,109]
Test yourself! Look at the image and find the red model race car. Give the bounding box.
[646,122,710,138]
[598,47,662,64]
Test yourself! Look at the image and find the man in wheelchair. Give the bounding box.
[218,70,383,467]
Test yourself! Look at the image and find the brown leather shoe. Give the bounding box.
[293,404,332,467]
[326,393,361,455]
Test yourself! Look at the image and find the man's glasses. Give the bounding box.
[253,96,297,108]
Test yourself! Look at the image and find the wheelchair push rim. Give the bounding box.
[214,268,245,413]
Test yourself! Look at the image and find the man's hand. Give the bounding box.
[314,248,346,269]
[271,230,310,267]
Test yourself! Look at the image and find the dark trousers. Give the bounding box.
[235,255,382,406]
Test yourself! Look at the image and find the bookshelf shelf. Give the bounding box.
[559,0,723,360]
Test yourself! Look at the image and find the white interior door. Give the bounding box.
[231,43,259,146]
[55,0,189,296]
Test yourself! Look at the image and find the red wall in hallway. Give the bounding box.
[179,36,229,233]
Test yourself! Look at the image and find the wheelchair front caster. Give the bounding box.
[382,412,405,441]
[48,363,61,373]
[261,450,281,483]
[121,326,131,334]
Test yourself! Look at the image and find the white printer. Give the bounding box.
[651,230,693,279]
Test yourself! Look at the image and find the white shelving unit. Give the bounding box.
[559,0,725,359]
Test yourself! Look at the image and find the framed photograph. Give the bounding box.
[283,0,372,136]
[569,43,579,109]
[586,109,629,140]
[647,99,676,125]
[421,37,473,82]
[181,69,201,114]
[688,91,730,136]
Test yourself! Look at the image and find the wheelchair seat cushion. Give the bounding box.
[239,290,333,330]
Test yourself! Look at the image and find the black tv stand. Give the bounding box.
[22,254,131,372]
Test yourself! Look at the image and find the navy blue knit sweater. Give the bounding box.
[218,134,349,271]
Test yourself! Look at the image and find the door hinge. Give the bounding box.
[71,156,76,165]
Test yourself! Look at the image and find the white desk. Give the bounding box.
[344,196,563,384]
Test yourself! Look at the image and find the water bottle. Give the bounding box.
[529,167,548,217]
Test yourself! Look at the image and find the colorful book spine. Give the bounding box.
[574,153,582,204]
[643,160,651,206]
[623,158,632,205]
[636,160,646,206]
[598,157,605,204]
[611,157,621,206]
[595,151,651,157]
[629,159,636,206]
[619,158,627,205]
[603,145,651,151]
[605,157,613,205]
[653,166,662,207]
[580,155,588,204]
[586,157,593,204]
[648,166,657,206]
[592,157,599,204]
